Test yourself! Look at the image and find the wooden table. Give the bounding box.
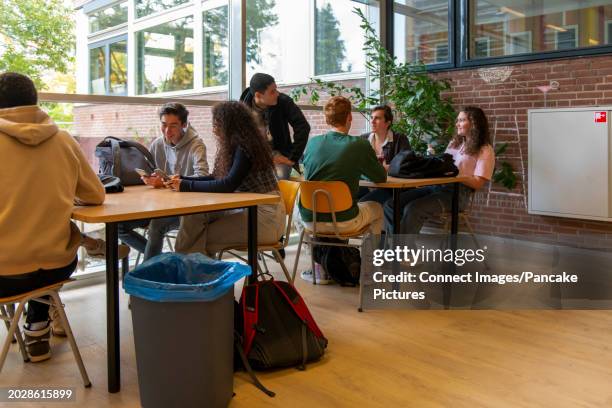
[359,176,470,234]
[72,186,280,393]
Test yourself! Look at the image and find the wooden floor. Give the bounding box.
[2,245,612,408]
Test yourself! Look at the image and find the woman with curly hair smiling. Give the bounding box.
[168,101,285,255]
[383,106,495,234]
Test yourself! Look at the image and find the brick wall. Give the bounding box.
[435,54,612,242]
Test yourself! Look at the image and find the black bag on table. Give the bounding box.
[95,136,155,186]
[233,279,328,397]
[388,150,459,179]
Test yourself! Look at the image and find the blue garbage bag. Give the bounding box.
[123,253,251,302]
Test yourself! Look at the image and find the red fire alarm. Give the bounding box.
[595,111,607,123]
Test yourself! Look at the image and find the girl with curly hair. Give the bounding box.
[383,106,495,234]
[169,101,286,255]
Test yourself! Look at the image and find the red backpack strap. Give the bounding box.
[242,283,260,356]
[271,281,325,339]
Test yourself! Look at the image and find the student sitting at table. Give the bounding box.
[297,96,387,282]
[384,106,495,234]
[358,104,411,205]
[168,101,285,256]
[0,72,106,362]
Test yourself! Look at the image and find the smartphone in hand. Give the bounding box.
[153,168,170,181]
[135,168,150,177]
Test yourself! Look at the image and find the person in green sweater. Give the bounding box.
[298,96,386,282]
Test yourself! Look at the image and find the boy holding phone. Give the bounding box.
[118,103,209,260]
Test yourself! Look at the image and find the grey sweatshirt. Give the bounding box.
[149,125,209,177]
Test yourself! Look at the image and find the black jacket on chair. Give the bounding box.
[240,89,311,163]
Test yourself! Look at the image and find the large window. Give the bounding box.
[314,0,366,76]
[136,16,194,94]
[203,3,229,87]
[394,0,450,65]
[89,37,127,95]
[136,0,190,19]
[89,2,128,33]
[469,1,612,60]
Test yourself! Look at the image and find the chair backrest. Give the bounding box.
[299,181,353,214]
[278,180,300,216]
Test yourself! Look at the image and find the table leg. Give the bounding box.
[105,222,120,393]
[444,183,460,309]
[247,206,258,284]
[393,188,401,235]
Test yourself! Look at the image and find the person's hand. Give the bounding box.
[273,155,294,166]
[164,175,181,191]
[142,175,165,188]
[383,163,390,172]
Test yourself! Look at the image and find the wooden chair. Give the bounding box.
[218,180,301,283]
[293,181,373,286]
[0,280,91,387]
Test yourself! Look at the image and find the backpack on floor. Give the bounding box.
[313,238,361,287]
[233,279,328,397]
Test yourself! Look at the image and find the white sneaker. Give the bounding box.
[49,305,66,337]
[300,265,332,285]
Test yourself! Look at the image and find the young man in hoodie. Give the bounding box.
[117,103,209,260]
[0,72,106,362]
[239,73,310,180]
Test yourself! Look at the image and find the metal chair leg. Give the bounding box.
[291,229,305,283]
[272,249,293,284]
[0,301,26,374]
[48,292,91,388]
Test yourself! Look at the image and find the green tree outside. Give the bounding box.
[246,0,279,66]
[315,2,346,76]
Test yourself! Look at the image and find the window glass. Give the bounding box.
[136,16,194,94]
[203,4,229,87]
[136,0,190,18]
[314,0,366,76]
[394,0,450,65]
[89,46,106,94]
[89,2,128,33]
[470,1,612,59]
[109,40,128,94]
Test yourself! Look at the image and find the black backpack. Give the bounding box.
[95,136,156,186]
[233,279,327,397]
[313,240,361,287]
[389,150,459,179]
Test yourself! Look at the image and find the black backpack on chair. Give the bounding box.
[95,136,156,186]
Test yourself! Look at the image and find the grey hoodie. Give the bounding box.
[149,125,209,176]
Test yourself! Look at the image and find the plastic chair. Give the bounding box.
[292,180,372,286]
[218,180,301,283]
[0,279,91,387]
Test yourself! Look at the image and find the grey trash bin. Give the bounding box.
[124,253,251,408]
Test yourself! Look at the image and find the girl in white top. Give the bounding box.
[383,106,495,234]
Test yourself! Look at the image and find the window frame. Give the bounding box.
[389,0,612,72]
[88,34,129,96]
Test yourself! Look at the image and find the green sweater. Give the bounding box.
[299,131,387,223]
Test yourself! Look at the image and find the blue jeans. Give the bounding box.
[119,216,180,260]
[383,185,470,234]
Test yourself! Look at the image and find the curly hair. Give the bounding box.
[449,106,491,156]
[211,101,274,178]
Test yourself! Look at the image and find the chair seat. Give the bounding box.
[0,279,74,304]
[303,224,371,239]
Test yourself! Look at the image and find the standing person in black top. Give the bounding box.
[240,73,311,180]
[169,101,286,256]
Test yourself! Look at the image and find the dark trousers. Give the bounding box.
[0,258,77,324]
